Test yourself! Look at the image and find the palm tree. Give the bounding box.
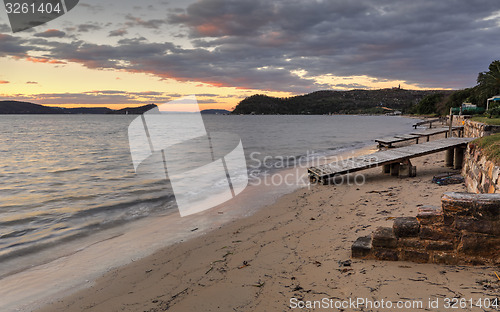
[476,60,500,107]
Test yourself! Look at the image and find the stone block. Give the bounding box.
[454,217,500,236]
[432,252,459,265]
[488,184,496,194]
[425,240,454,251]
[474,195,500,221]
[471,163,481,180]
[441,192,475,216]
[393,217,420,237]
[458,232,500,257]
[372,227,397,248]
[373,248,398,261]
[397,237,425,249]
[400,250,430,263]
[492,167,500,184]
[419,225,456,241]
[443,215,455,226]
[487,161,495,177]
[416,205,443,225]
[352,236,372,258]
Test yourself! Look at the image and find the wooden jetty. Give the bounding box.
[375,127,464,148]
[412,117,446,129]
[375,134,420,148]
[308,137,475,184]
[410,126,463,141]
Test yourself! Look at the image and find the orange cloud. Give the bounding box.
[25,57,67,64]
[0,80,9,84]
[196,23,222,36]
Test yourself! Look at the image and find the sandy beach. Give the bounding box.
[37,150,499,312]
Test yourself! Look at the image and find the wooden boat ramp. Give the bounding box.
[308,137,475,184]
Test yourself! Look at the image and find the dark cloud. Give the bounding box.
[77,23,102,32]
[117,37,148,44]
[88,90,126,94]
[125,14,168,29]
[127,91,165,96]
[109,29,128,37]
[26,81,38,84]
[6,0,500,93]
[197,98,217,103]
[34,29,66,38]
[0,34,32,57]
[335,83,370,89]
[165,0,500,89]
[0,90,175,105]
[168,0,275,37]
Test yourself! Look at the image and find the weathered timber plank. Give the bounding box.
[308,137,474,181]
[393,134,420,139]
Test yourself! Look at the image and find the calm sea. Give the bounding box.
[0,114,417,277]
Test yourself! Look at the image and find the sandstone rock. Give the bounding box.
[432,252,459,265]
[352,236,372,258]
[393,217,420,237]
[441,192,475,216]
[458,232,500,257]
[454,217,500,235]
[474,196,500,221]
[400,250,429,263]
[397,237,425,249]
[419,225,456,241]
[416,205,443,225]
[492,167,500,183]
[372,227,397,248]
[425,240,454,251]
[488,184,496,194]
[372,248,398,261]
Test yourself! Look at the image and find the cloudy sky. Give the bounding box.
[0,0,499,110]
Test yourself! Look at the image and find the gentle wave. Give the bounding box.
[0,114,418,277]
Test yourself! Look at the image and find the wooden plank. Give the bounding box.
[412,118,444,128]
[308,137,474,182]
[375,134,420,147]
[411,126,462,136]
[393,134,420,140]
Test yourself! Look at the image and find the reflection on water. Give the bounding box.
[0,114,417,271]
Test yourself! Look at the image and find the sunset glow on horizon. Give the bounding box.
[1,0,499,110]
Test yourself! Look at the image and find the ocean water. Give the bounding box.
[0,114,417,279]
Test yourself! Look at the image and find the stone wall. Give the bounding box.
[452,116,500,138]
[462,141,500,194]
[352,192,500,265]
[464,120,500,138]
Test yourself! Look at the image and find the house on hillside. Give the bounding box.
[486,95,500,110]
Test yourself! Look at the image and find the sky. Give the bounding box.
[0,0,499,110]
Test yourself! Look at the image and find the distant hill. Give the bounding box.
[0,101,156,114]
[107,104,157,114]
[0,101,63,114]
[232,89,455,115]
[66,107,113,114]
[200,109,231,114]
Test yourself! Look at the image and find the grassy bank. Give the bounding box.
[474,133,500,164]
[470,117,500,125]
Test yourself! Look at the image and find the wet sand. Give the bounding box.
[36,151,499,312]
